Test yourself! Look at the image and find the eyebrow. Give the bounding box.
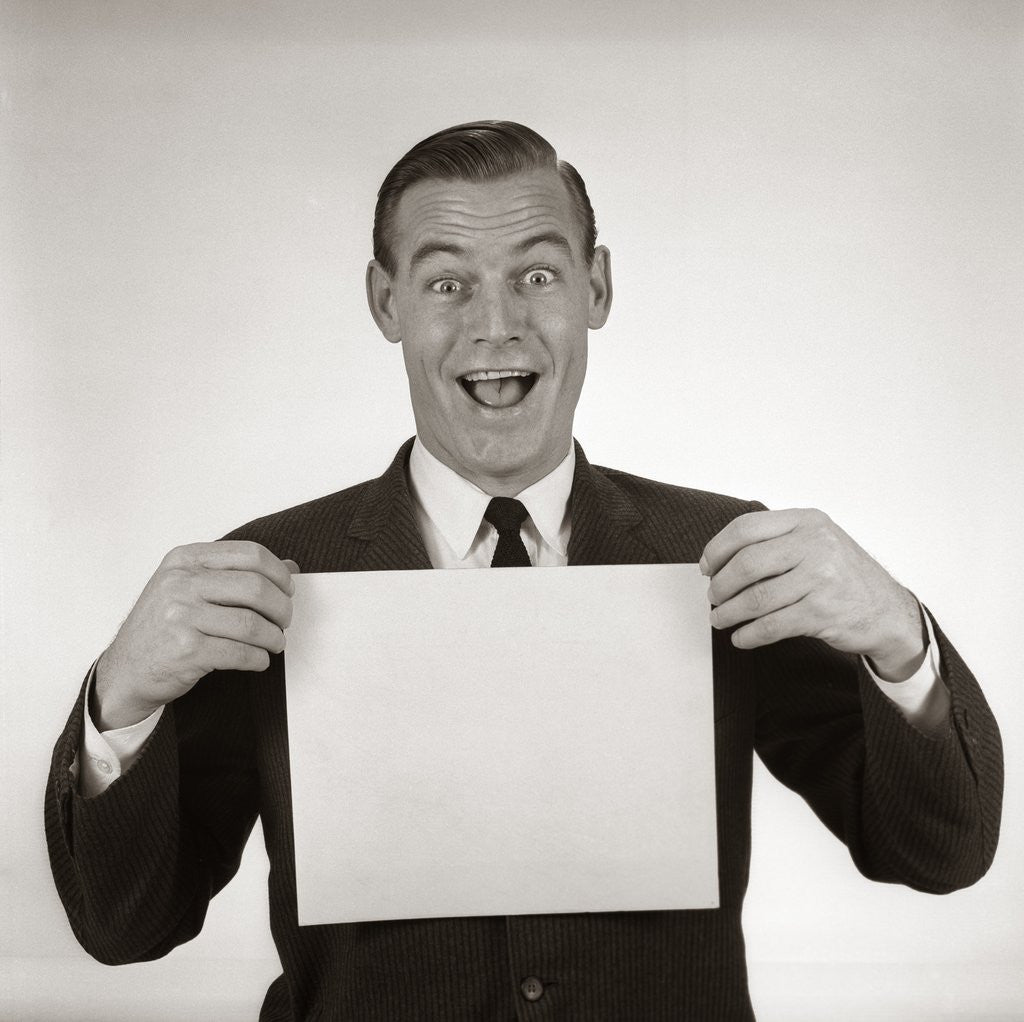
[408,242,467,272]
[407,231,576,273]
[512,231,575,261]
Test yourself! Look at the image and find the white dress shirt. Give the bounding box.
[407,437,574,569]
[77,437,950,797]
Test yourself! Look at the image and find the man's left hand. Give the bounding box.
[700,508,927,682]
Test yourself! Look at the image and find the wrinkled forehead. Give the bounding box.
[390,169,583,271]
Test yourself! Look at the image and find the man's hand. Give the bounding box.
[93,541,300,730]
[700,509,926,682]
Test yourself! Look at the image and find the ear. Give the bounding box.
[365,260,402,344]
[587,245,613,330]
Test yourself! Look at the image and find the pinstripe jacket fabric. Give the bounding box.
[45,439,1003,1021]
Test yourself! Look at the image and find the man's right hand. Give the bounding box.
[93,541,300,731]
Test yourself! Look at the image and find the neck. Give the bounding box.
[419,438,572,497]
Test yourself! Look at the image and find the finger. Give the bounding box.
[169,541,296,595]
[710,566,809,631]
[194,604,286,654]
[707,533,805,606]
[197,635,273,675]
[729,600,812,650]
[198,570,293,630]
[699,509,805,577]
[283,559,301,575]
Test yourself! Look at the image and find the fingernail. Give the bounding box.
[698,556,709,576]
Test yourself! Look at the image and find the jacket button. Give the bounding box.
[520,976,544,1002]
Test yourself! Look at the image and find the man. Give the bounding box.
[46,121,1002,1021]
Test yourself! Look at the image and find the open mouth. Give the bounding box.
[459,369,538,409]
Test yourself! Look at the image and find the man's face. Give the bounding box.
[366,167,612,495]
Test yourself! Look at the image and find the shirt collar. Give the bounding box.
[408,438,575,560]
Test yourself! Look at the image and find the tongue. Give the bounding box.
[467,376,530,408]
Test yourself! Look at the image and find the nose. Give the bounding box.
[469,282,523,346]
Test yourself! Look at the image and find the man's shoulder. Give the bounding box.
[222,440,413,564]
[590,461,761,522]
[580,458,763,561]
[225,478,371,538]
[220,473,390,569]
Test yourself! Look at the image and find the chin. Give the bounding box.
[464,441,530,476]
[460,435,561,488]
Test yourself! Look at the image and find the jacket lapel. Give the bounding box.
[349,438,669,571]
[567,441,661,566]
[346,438,432,572]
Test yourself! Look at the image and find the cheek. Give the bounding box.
[546,314,588,374]
[400,319,457,379]
[404,357,451,420]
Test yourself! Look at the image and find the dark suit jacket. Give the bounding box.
[45,439,1003,1021]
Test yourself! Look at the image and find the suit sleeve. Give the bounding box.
[44,665,261,964]
[752,609,1003,893]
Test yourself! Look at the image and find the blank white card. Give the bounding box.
[285,563,717,925]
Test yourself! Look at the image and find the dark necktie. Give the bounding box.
[484,497,532,567]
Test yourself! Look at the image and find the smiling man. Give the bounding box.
[46,122,1002,1021]
[365,162,609,496]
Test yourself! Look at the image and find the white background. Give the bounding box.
[2,1,1022,1019]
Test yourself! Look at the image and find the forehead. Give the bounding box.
[390,168,581,269]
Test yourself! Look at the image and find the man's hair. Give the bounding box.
[373,120,597,275]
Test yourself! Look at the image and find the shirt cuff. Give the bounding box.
[861,604,950,734]
[75,661,164,798]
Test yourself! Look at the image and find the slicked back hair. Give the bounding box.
[372,120,598,276]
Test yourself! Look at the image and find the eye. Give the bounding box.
[430,278,462,294]
[522,266,556,287]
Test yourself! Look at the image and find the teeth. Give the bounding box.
[461,370,533,382]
